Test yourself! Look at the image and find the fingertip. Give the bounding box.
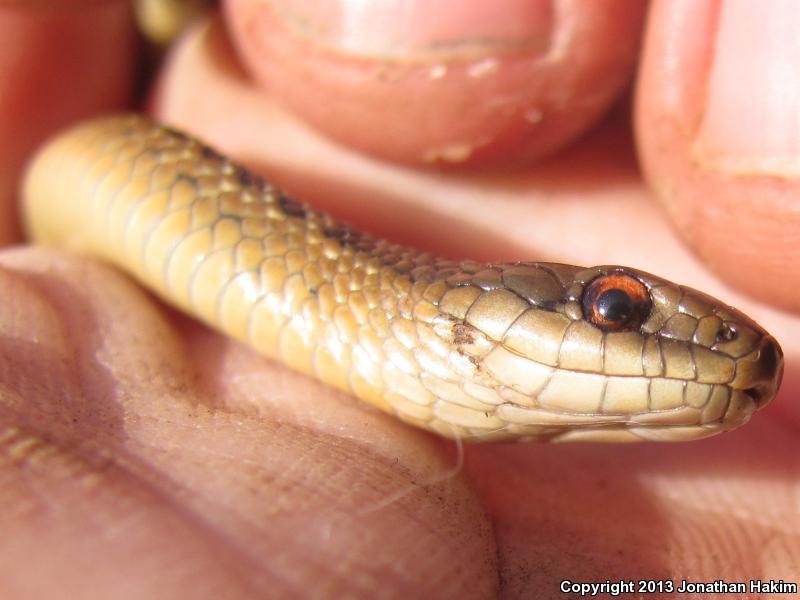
[636,0,800,312]
[223,0,644,167]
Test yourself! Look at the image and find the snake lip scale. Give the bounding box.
[22,114,784,443]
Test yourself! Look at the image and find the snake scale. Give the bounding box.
[22,114,784,442]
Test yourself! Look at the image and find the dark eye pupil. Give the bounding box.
[596,289,633,322]
[581,272,651,332]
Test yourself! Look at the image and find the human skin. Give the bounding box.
[1,1,798,598]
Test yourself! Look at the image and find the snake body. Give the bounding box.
[22,115,783,442]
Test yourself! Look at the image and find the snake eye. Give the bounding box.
[582,273,652,332]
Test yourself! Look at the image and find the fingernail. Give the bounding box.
[270,0,552,58]
[693,0,800,176]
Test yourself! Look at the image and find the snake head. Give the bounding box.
[433,262,783,442]
[597,266,783,407]
[573,265,783,438]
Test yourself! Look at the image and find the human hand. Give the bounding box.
[1,1,798,597]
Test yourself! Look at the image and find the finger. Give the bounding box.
[0,0,136,245]
[221,0,644,167]
[152,17,666,265]
[636,0,800,312]
[0,247,496,597]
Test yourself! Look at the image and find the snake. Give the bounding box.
[21,114,784,443]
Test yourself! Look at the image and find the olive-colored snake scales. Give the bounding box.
[22,115,784,442]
